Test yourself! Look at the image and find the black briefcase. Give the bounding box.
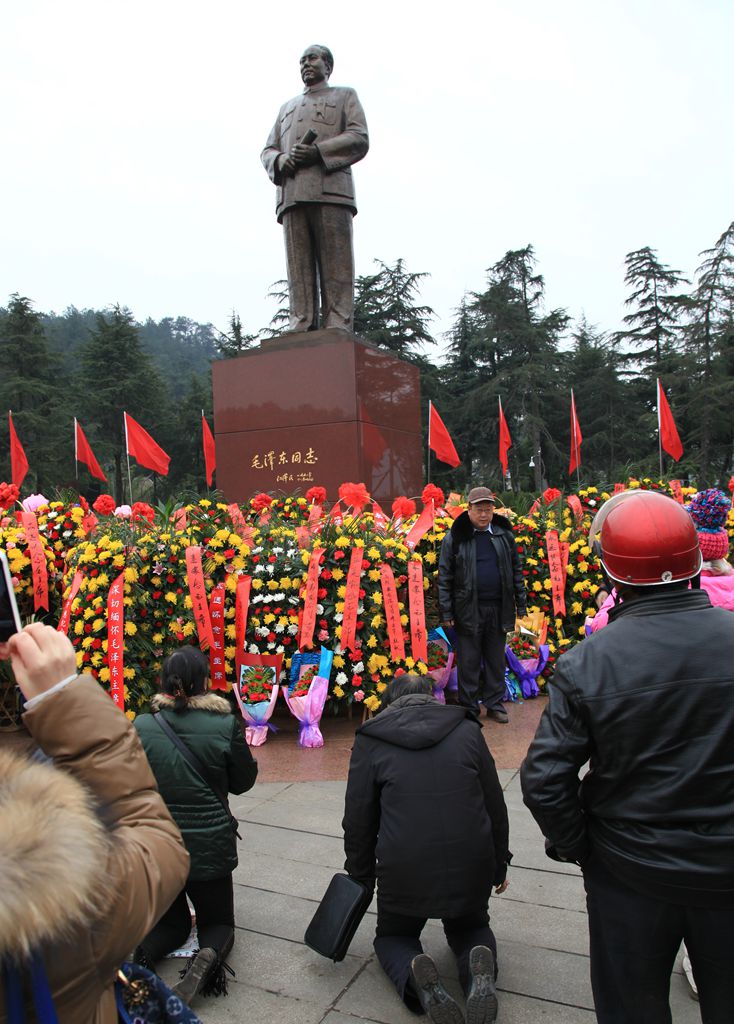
[304,873,372,962]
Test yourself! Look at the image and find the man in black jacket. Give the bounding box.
[438,487,526,723]
[343,674,511,1023]
[521,490,734,1024]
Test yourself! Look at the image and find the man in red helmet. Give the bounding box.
[520,490,734,1024]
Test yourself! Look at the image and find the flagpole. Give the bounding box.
[426,401,432,485]
[656,379,663,478]
[74,417,78,481]
[124,412,134,505]
[571,391,581,490]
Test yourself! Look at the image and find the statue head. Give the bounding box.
[300,45,333,87]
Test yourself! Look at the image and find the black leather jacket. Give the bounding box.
[438,510,526,634]
[521,588,734,905]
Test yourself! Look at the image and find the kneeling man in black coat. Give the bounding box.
[342,674,511,1023]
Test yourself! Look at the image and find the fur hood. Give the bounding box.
[150,691,233,714]
[0,748,109,959]
[450,509,513,544]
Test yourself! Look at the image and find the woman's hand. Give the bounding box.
[6,623,78,700]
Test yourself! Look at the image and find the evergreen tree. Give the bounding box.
[615,246,687,376]
[681,222,734,482]
[79,306,167,502]
[215,311,257,357]
[0,295,69,491]
[353,259,435,357]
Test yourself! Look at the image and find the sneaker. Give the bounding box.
[410,953,464,1024]
[466,946,498,1023]
[487,708,508,724]
[172,946,218,1004]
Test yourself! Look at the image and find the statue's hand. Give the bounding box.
[290,143,319,167]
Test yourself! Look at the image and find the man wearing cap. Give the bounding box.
[438,488,527,723]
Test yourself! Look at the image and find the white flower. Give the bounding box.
[272,592,285,602]
[266,564,274,575]
[316,603,324,614]
[336,672,348,685]
[287,624,299,635]
[334,613,343,623]
[274,624,284,634]
[255,564,265,574]
[353,661,364,673]
[272,546,283,554]
[256,626,269,637]
[275,644,284,653]
[62,530,72,538]
[248,644,259,654]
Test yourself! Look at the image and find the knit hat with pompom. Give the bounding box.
[686,489,731,561]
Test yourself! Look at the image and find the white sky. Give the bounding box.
[2,0,732,350]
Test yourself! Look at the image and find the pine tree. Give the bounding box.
[0,294,69,491]
[615,247,687,376]
[215,311,257,357]
[353,259,435,357]
[79,306,167,502]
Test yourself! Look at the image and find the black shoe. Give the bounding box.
[466,946,498,1024]
[410,953,464,1024]
[487,708,508,724]
[172,947,218,1004]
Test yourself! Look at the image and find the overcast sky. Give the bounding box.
[3,1,732,350]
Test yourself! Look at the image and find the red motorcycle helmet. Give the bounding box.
[600,490,702,586]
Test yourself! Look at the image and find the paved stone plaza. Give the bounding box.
[157,706,700,1023]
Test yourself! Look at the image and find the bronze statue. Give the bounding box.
[261,45,369,333]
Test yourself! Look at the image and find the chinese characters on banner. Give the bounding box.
[251,446,319,486]
[669,479,684,504]
[57,571,83,635]
[107,572,126,710]
[407,561,428,663]
[20,511,49,611]
[566,494,583,523]
[235,575,251,686]
[380,563,405,661]
[227,504,255,545]
[184,546,214,650]
[173,508,188,531]
[545,530,567,617]
[340,547,364,653]
[300,547,324,650]
[208,582,227,690]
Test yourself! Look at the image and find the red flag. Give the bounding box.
[657,380,683,462]
[405,501,435,550]
[428,402,460,467]
[124,412,170,475]
[74,418,107,482]
[569,390,583,475]
[498,397,512,478]
[202,412,216,487]
[8,411,28,488]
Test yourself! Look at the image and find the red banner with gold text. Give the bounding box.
[669,479,684,504]
[57,571,82,635]
[380,563,406,661]
[566,495,583,523]
[208,581,227,690]
[106,571,126,710]
[235,575,251,687]
[545,530,567,617]
[340,547,364,653]
[185,546,214,650]
[407,560,428,663]
[20,511,49,611]
[300,547,324,650]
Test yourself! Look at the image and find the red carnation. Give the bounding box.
[543,488,562,505]
[338,481,370,512]
[93,494,116,515]
[392,496,416,518]
[306,485,327,505]
[252,492,274,512]
[0,482,20,511]
[131,501,155,525]
[421,483,445,508]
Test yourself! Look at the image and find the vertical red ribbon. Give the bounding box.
[566,495,583,523]
[57,571,83,635]
[208,581,227,690]
[300,546,324,650]
[340,546,364,653]
[235,575,251,687]
[106,571,126,710]
[20,511,49,611]
[669,479,684,504]
[185,546,214,650]
[407,561,428,663]
[380,563,406,661]
[405,503,435,550]
[545,530,567,617]
[371,500,388,532]
[173,508,188,531]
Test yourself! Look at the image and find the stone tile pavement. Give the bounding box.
[156,771,701,1023]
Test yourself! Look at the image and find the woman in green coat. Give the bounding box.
[134,646,257,1004]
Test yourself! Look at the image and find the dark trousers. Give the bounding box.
[455,603,506,713]
[374,902,497,1014]
[141,874,235,962]
[584,855,734,1024]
